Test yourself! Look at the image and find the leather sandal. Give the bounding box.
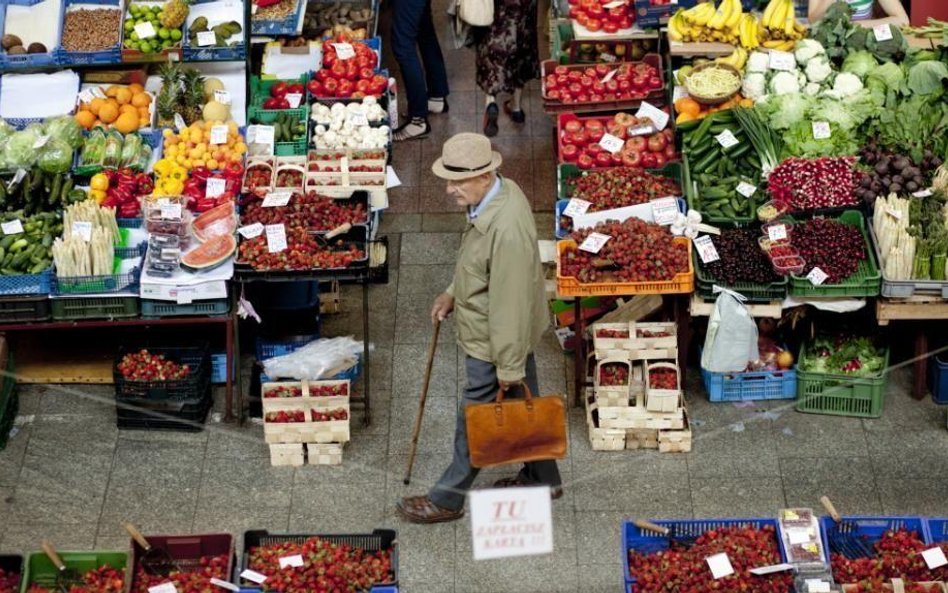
[503,101,525,124]
[396,495,464,524]
[493,476,564,500]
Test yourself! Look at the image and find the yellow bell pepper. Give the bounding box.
[90,173,110,192]
[89,189,107,204]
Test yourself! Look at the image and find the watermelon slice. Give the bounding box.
[192,201,237,242]
[181,234,236,272]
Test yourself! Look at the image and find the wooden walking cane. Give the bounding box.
[403,319,441,485]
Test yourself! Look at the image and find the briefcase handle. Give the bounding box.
[494,382,533,403]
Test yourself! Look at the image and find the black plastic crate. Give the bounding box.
[115,387,212,432]
[114,345,211,401]
[0,294,50,322]
[240,529,398,590]
[0,553,23,592]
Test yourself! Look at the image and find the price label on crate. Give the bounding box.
[176,288,196,305]
[333,42,355,60]
[715,129,739,148]
[922,547,948,569]
[811,121,831,140]
[278,555,304,569]
[263,191,292,207]
[349,106,369,126]
[32,135,49,150]
[627,122,655,137]
[599,52,617,63]
[913,188,933,198]
[768,50,795,71]
[579,232,611,254]
[749,563,793,575]
[248,125,275,147]
[805,580,831,593]
[266,224,287,253]
[174,113,187,131]
[599,133,624,154]
[213,90,231,105]
[705,553,734,579]
[385,165,402,189]
[767,224,787,241]
[735,181,757,197]
[694,235,720,264]
[160,203,182,219]
[72,221,93,242]
[238,222,264,239]
[1,219,23,236]
[785,528,810,545]
[9,169,26,192]
[602,0,625,8]
[672,85,689,102]
[78,88,96,103]
[135,21,157,39]
[196,30,216,46]
[635,101,669,131]
[651,196,679,225]
[285,93,302,108]
[807,266,829,286]
[601,68,618,84]
[885,206,902,220]
[206,177,226,198]
[148,583,177,593]
[209,125,228,145]
[563,198,591,217]
[239,570,267,584]
[209,578,239,592]
[873,23,894,42]
[91,86,107,99]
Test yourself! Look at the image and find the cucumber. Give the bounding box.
[722,205,737,218]
[692,151,718,174]
[688,115,717,148]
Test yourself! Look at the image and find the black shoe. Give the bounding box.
[504,101,525,124]
[428,97,449,114]
[483,103,499,137]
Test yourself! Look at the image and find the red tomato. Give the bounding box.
[664,144,678,159]
[640,152,657,168]
[625,136,646,152]
[577,154,595,169]
[595,152,613,167]
[621,150,642,167]
[561,144,579,161]
[603,21,619,34]
[652,153,668,167]
[564,120,583,134]
[648,133,668,152]
[585,18,602,31]
[569,130,588,146]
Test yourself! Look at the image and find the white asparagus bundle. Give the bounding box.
[874,194,914,279]
[51,227,114,278]
[63,199,120,243]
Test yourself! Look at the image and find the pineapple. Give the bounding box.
[159,0,189,29]
[181,68,206,124]
[156,60,182,126]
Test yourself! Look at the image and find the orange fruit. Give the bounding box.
[88,97,105,116]
[137,106,150,119]
[114,112,139,134]
[115,88,132,105]
[131,92,150,108]
[139,117,149,128]
[75,110,96,130]
[674,97,702,118]
[99,103,119,124]
[105,85,122,98]
[120,104,138,116]
[128,82,144,94]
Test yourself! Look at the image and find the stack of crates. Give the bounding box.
[263,379,351,466]
[586,321,692,453]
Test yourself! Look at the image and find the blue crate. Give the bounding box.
[0,268,52,296]
[818,516,930,560]
[928,354,948,404]
[702,366,797,402]
[623,518,788,590]
[57,0,123,66]
[0,0,62,70]
[211,352,233,384]
[926,518,948,544]
[183,0,246,62]
[554,197,686,239]
[251,0,305,36]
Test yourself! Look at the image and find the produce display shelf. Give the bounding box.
[235,226,371,282]
[0,354,17,451]
[22,551,127,591]
[51,253,144,296]
[114,344,210,402]
[818,516,930,561]
[251,0,306,36]
[540,54,666,115]
[553,197,686,239]
[550,19,660,65]
[56,0,123,66]
[0,294,51,322]
[240,529,398,590]
[249,74,309,109]
[693,252,788,303]
[554,112,678,165]
[702,365,797,402]
[0,0,62,70]
[556,161,683,204]
[795,343,890,418]
[0,269,52,297]
[49,294,139,320]
[788,210,882,298]
[868,221,948,299]
[140,298,231,318]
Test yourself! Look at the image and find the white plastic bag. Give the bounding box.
[262,336,365,380]
[701,287,759,373]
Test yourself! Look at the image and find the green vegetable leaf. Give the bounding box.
[906,61,948,97]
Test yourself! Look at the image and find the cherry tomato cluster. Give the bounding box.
[308,35,388,99]
[568,0,634,33]
[117,349,191,381]
[264,385,303,398]
[544,62,662,105]
[27,566,124,593]
[238,227,365,271]
[831,529,948,586]
[246,537,393,593]
[560,113,677,170]
[648,367,677,389]
[132,554,229,593]
[262,81,305,110]
[241,191,368,231]
[599,363,629,386]
[310,383,349,397]
[0,568,18,593]
[596,328,629,338]
[628,525,792,593]
[561,218,689,284]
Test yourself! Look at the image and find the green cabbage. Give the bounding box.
[755,93,814,130]
[37,138,74,174]
[906,61,948,97]
[841,51,878,80]
[43,116,83,149]
[809,90,880,131]
[0,127,41,169]
[782,120,859,158]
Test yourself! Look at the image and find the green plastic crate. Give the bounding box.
[0,354,16,451]
[694,252,787,303]
[682,152,757,225]
[249,74,309,109]
[247,106,308,156]
[787,210,881,298]
[795,343,889,418]
[557,161,682,204]
[50,296,139,321]
[22,551,127,591]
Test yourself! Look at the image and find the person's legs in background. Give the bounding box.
[391,0,434,141]
[416,0,450,114]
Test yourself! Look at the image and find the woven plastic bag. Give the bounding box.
[262,336,364,380]
[701,287,759,373]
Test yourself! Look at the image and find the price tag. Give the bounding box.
[563,198,591,217]
[249,125,275,146]
[263,192,292,207]
[786,528,810,545]
[635,101,669,131]
[160,203,182,219]
[601,68,618,84]
[251,2,257,13]
[602,0,625,8]
[32,135,49,150]
[349,107,369,126]
[627,123,655,137]
[705,553,734,579]
[767,224,787,241]
[72,221,93,241]
[886,206,902,220]
[469,487,553,560]
[214,90,231,105]
[266,224,287,253]
[161,247,180,260]
[135,21,157,39]
[78,88,95,103]
[91,86,107,99]
[651,197,679,225]
[599,53,617,63]
[206,177,227,198]
[922,547,948,569]
[807,266,829,286]
[238,222,264,239]
[769,50,796,71]
[672,85,689,102]
[278,555,304,569]
[694,235,720,264]
[239,570,267,584]
[284,92,302,108]
[812,121,831,140]
[209,579,239,592]
[174,113,187,131]
[749,563,794,575]
[196,30,216,46]
[599,133,624,154]
[148,583,177,593]
[385,165,402,189]
[735,181,757,197]
[210,125,228,145]
[873,23,894,42]
[913,188,933,198]
[333,42,355,60]
[1,219,23,235]
[579,232,611,254]
[805,580,831,593]
[176,288,196,305]
[715,129,739,149]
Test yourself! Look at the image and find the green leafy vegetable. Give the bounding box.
[906,61,948,97]
[841,51,878,79]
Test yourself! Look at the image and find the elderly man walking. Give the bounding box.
[396,133,562,524]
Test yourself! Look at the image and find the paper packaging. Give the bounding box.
[140,280,228,302]
[0,70,80,120]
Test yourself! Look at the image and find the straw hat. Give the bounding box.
[431,133,503,181]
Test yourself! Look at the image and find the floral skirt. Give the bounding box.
[474,0,539,96]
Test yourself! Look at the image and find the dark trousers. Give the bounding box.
[428,354,562,511]
[390,0,449,118]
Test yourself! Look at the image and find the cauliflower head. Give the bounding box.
[795,39,827,66]
[742,72,767,101]
[805,55,833,84]
[769,71,801,96]
[746,51,770,74]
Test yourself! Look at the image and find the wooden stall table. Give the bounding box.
[876,296,948,399]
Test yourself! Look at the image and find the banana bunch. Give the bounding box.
[757,0,806,49]
[715,46,748,70]
[669,0,746,46]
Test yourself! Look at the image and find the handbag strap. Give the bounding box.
[494,381,534,403]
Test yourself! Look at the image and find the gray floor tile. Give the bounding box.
[690,478,786,518]
[8,450,112,525]
[573,511,631,568]
[398,265,456,296]
[392,342,458,400]
[2,522,98,552]
[379,521,457,585]
[305,435,389,484]
[192,508,289,548]
[289,478,388,533]
[26,411,117,460]
[385,454,454,509]
[0,424,28,487]
[867,428,948,478]
[195,458,294,518]
[401,233,461,265]
[453,546,579,593]
[686,416,780,478]
[772,412,869,458]
[380,213,423,234]
[878,479,948,516]
[389,396,457,457]
[422,213,468,233]
[16,386,43,415]
[38,384,116,416]
[577,563,625,593]
[205,424,270,459]
[570,454,691,514]
[780,457,882,514]
[395,297,458,346]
